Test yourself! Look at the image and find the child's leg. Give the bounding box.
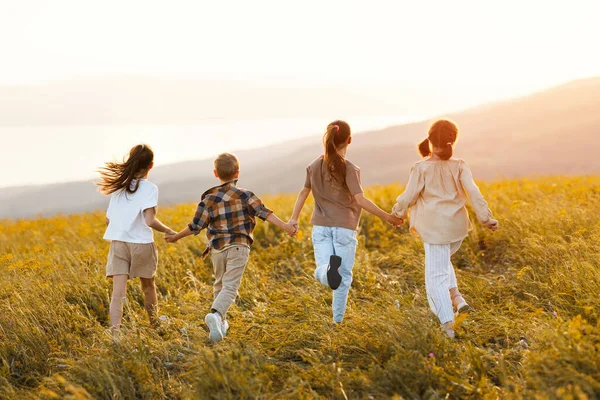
[106,241,131,331]
[110,275,128,329]
[447,262,466,310]
[449,261,458,292]
[447,241,465,305]
[312,226,335,287]
[205,249,231,342]
[140,277,158,326]
[424,243,454,325]
[127,242,159,326]
[211,246,250,317]
[210,250,227,312]
[331,228,358,323]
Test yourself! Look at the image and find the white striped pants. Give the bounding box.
[424,240,463,325]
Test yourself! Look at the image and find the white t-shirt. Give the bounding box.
[103,179,159,244]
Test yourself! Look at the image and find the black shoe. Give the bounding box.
[327,255,342,290]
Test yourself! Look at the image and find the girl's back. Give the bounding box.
[104,179,158,244]
[400,157,490,244]
[306,156,362,231]
[98,144,175,335]
[393,119,498,339]
[394,119,493,245]
[417,158,464,205]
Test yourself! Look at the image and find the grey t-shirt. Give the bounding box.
[304,156,363,231]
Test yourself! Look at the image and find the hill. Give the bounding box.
[1,77,600,219]
[0,177,599,398]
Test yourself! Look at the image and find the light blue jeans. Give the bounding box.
[312,225,358,323]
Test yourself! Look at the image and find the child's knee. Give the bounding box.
[112,288,127,301]
[340,273,352,288]
[111,278,128,299]
[140,277,156,292]
[222,283,241,294]
[340,266,353,282]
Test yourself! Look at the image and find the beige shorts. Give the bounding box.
[106,241,158,279]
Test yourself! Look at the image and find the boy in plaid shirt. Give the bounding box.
[166,153,296,342]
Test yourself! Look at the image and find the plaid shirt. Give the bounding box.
[188,180,273,257]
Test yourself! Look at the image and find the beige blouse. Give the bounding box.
[393,158,493,244]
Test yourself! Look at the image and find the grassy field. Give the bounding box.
[0,177,599,399]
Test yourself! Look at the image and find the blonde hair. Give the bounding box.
[214,153,240,181]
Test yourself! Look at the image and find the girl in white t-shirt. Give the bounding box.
[98,144,175,335]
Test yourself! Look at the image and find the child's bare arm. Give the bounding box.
[144,207,175,234]
[354,193,403,227]
[290,187,311,225]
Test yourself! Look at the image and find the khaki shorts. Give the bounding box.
[106,241,158,279]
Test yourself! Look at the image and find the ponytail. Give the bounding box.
[323,120,351,185]
[419,119,459,161]
[98,144,154,195]
[418,138,431,157]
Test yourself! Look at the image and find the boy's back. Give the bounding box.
[188,180,272,256]
[165,152,296,343]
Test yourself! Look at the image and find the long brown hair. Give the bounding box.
[418,119,459,160]
[97,144,154,195]
[323,120,351,184]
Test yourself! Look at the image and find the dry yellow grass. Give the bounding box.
[0,177,599,399]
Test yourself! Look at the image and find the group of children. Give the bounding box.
[99,119,498,342]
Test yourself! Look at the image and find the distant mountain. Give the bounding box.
[1,77,599,219]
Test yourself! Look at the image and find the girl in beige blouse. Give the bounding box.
[393,119,498,338]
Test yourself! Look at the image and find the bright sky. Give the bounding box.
[2,0,598,86]
[1,0,599,187]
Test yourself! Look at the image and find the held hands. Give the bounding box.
[386,214,404,229]
[388,203,405,229]
[284,219,300,237]
[484,219,499,231]
[164,229,179,243]
[391,203,404,218]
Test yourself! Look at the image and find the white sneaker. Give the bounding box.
[222,319,229,337]
[204,313,224,343]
